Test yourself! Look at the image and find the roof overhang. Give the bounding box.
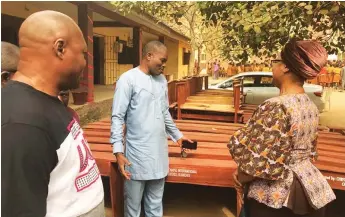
[88,1,190,43]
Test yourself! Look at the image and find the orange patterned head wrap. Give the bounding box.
[281,39,328,80]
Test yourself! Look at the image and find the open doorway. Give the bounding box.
[93,36,105,85]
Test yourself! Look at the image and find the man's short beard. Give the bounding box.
[58,74,80,91]
[149,70,162,76]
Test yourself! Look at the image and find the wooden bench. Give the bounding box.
[166,75,246,123]
[175,77,244,123]
[85,119,345,217]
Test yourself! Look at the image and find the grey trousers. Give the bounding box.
[124,178,165,217]
[79,200,105,217]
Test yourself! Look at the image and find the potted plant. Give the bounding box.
[71,86,88,105]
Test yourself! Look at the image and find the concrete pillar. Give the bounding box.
[78,3,94,102]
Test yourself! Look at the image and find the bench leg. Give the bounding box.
[110,163,124,217]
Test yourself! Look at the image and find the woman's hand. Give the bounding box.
[233,169,244,205]
[233,168,243,190]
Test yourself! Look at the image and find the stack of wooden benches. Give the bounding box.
[84,119,345,217]
[241,104,258,123]
[172,76,244,123]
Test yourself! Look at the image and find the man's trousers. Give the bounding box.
[124,178,165,217]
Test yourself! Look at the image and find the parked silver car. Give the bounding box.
[209,72,325,111]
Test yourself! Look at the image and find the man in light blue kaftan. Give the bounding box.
[110,41,191,217]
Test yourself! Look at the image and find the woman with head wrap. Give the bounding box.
[228,39,335,217]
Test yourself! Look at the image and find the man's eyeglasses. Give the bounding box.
[271,59,283,67]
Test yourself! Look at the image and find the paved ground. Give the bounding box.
[319,88,345,129]
[103,180,344,217]
[102,179,238,217]
[70,84,114,110]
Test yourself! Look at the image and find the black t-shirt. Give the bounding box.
[1,81,103,217]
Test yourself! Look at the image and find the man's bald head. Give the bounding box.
[142,41,167,58]
[19,10,82,47]
[1,41,20,72]
[16,10,87,93]
[142,41,168,76]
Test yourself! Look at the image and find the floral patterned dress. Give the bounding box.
[228,94,336,210]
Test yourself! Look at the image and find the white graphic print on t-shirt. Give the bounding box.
[67,119,100,192]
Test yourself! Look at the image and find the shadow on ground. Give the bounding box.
[102,176,344,217]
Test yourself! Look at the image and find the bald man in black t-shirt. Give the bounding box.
[2,10,104,217]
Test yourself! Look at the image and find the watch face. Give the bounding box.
[181,150,188,158]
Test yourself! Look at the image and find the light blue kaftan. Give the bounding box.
[110,67,183,180]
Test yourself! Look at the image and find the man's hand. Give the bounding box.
[115,153,131,180]
[176,136,193,147]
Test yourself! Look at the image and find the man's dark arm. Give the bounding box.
[1,123,57,217]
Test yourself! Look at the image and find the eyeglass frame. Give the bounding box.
[270,59,284,67]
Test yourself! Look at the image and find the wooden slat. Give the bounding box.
[83,129,345,149]
[90,143,345,168]
[175,79,243,123]
[181,103,237,113]
[186,99,234,104]
[167,158,237,187]
[92,119,345,141]
[85,119,345,166]
[97,118,246,127]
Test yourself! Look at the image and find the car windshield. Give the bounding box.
[211,80,224,85]
[221,80,233,88]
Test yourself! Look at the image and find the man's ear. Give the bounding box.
[147,52,153,61]
[282,64,290,74]
[53,39,66,59]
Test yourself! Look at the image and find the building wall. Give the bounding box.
[164,38,179,80]
[195,47,208,71]
[93,27,133,85]
[2,1,193,82]
[1,1,78,22]
[178,41,190,78]
[92,28,164,85]
[142,31,159,46]
[1,1,78,46]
